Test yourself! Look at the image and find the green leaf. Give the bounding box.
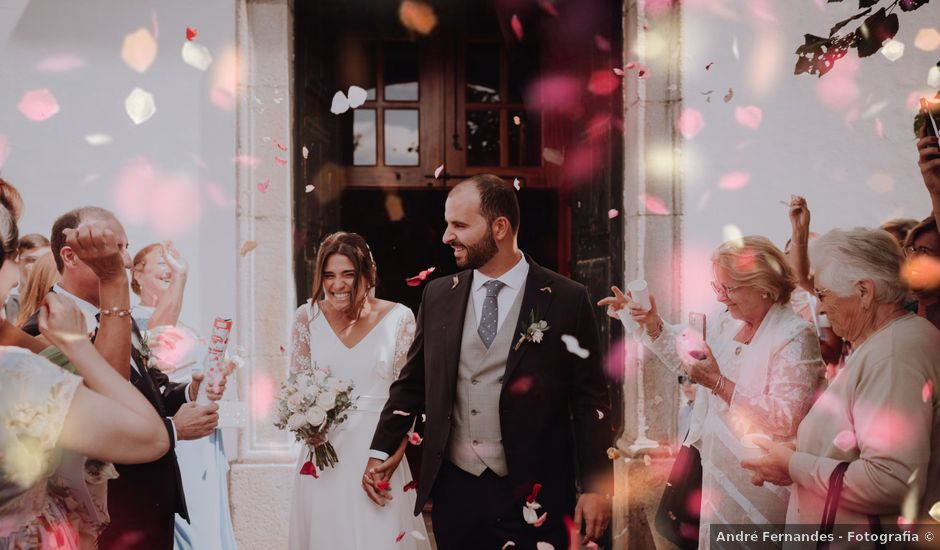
[829,7,872,37]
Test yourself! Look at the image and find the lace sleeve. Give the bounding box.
[392,306,417,380]
[637,321,688,376]
[0,348,82,486]
[290,303,312,373]
[730,325,824,438]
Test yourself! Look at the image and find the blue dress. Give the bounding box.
[134,306,238,550]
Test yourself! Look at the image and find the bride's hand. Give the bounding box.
[362,438,408,507]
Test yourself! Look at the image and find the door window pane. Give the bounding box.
[466,43,501,103]
[385,109,420,166]
[352,109,377,166]
[508,110,541,166]
[466,110,500,166]
[507,42,538,103]
[384,42,419,101]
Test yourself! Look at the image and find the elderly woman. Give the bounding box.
[742,228,940,531]
[601,236,825,547]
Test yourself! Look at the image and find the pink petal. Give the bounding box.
[275,156,288,165]
[538,0,559,17]
[612,67,624,76]
[406,267,436,286]
[676,108,705,139]
[607,209,619,219]
[833,430,857,452]
[533,512,548,527]
[257,178,270,193]
[594,35,611,52]
[525,75,582,115]
[393,410,411,416]
[35,54,86,73]
[874,117,884,139]
[924,380,934,403]
[623,62,638,70]
[434,164,444,179]
[587,70,621,96]
[510,15,523,41]
[275,140,288,151]
[640,193,670,215]
[18,89,60,121]
[408,432,423,445]
[735,105,763,130]
[233,154,261,167]
[718,171,751,190]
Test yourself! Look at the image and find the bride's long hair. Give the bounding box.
[309,232,377,319]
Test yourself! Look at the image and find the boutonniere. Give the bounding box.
[138,333,153,369]
[514,309,550,351]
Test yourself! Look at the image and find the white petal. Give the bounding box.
[84,133,113,146]
[125,87,157,125]
[928,66,940,88]
[330,91,350,114]
[560,334,590,359]
[513,178,521,190]
[409,531,426,541]
[302,145,309,159]
[182,41,213,71]
[347,85,368,108]
[880,39,904,62]
[536,543,555,550]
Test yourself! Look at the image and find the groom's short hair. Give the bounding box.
[456,174,520,235]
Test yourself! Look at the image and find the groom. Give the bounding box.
[364,175,613,549]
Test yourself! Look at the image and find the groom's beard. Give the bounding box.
[452,229,498,270]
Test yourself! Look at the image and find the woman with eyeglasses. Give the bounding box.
[599,236,825,548]
[741,227,940,533]
[901,217,940,330]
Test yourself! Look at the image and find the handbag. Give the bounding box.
[817,461,885,550]
[654,444,702,550]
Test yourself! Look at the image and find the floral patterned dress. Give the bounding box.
[0,346,83,549]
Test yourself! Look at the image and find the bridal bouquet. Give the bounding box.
[274,363,356,476]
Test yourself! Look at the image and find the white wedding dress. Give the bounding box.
[287,301,430,550]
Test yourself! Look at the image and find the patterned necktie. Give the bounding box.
[478,280,505,349]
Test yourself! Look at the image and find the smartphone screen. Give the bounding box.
[688,312,706,359]
[921,97,940,138]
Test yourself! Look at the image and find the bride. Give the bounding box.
[287,232,430,550]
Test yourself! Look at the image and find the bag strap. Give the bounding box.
[817,462,850,550]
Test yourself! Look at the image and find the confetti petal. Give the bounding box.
[533,512,548,527]
[594,35,611,52]
[84,133,113,146]
[612,67,624,76]
[587,70,621,96]
[502,543,517,550]
[510,15,523,40]
[182,41,213,71]
[924,380,934,403]
[608,209,619,219]
[376,481,391,491]
[914,28,940,51]
[17,89,60,121]
[596,409,605,420]
[408,432,423,445]
[121,28,158,73]
[347,86,368,109]
[305,185,315,193]
[36,54,86,73]
[125,87,157,125]
[257,178,270,193]
[732,36,740,61]
[719,171,750,190]
[536,544,554,550]
[928,66,940,88]
[676,108,705,139]
[723,88,734,103]
[186,26,197,41]
[434,164,444,179]
[735,106,763,130]
[395,530,406,543]
[330,91,350,114]
[275,141,288,152]
[393,410,411,416]
[929,501,940,522]
[406,267,436,286]
[640,193,670,215]
[302,145,309,159]
[410,531,426,541]
[538,0,559,17]
[542,147,564,165]
[513,178,521,190]
[398,1,438,35]
[874,117,884,139]
[239,240,258,256]
[560,334,590,359]
[275,156,288,165]
[723,224,743,245]
[403,480,417,492]
[834,430,857,452]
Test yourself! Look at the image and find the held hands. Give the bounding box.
[189,371,228,402]
[597,286,661,333]
[38,294,91,351]
[574,492,611,545]
[361,438,408,507]
[63,223,126,282]
[740,439,796,487]
[173,402,219,440]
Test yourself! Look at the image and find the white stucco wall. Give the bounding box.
[0,0,237,333]
[674,0,940,314]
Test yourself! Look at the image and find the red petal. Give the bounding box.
[405,267,436,286]
[186,27,197,41]
[527,482,543,503]
[377,480,391,491]
[275,140,288,151]
[533,512,548,527]
[403,480,418,492]
[299,460,318,477]
[510,15,523,41]
[275,156,288,165]
[538,0,559,17]
[395,530,406,543]
[408,432,424,445]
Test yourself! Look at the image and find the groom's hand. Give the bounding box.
[362,439,408,506]
[574,492,611,544]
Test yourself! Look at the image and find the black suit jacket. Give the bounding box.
[371,256,614,516]
[24,303,189,535]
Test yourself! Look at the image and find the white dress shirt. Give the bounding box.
[53,283,189,441]
[470,253,529,333]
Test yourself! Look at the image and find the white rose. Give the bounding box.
[332,378,348,391]
[286,392,305,412]
[287,412,307,431]
[531,329,544,343]
[316,390,338,411]
[305,406,327,428]
[303,385,321,401]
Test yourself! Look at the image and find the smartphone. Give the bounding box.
[688,312,706,360]
[921,97,940,139]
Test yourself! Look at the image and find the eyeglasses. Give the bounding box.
[813,287,832,302]
[904,245,938,258]
[710,281,747,297]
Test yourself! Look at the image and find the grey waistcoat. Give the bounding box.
[444,284,525,477]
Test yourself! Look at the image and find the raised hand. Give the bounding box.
[63,222,126,282]
[598,286,660,334]
[163,241,188,277]
[38,293,91,350]
[788,195,810,240]
[917,132,940,197]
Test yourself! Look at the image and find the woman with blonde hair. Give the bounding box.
[15,251,59,328]
[600,236,826,548]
